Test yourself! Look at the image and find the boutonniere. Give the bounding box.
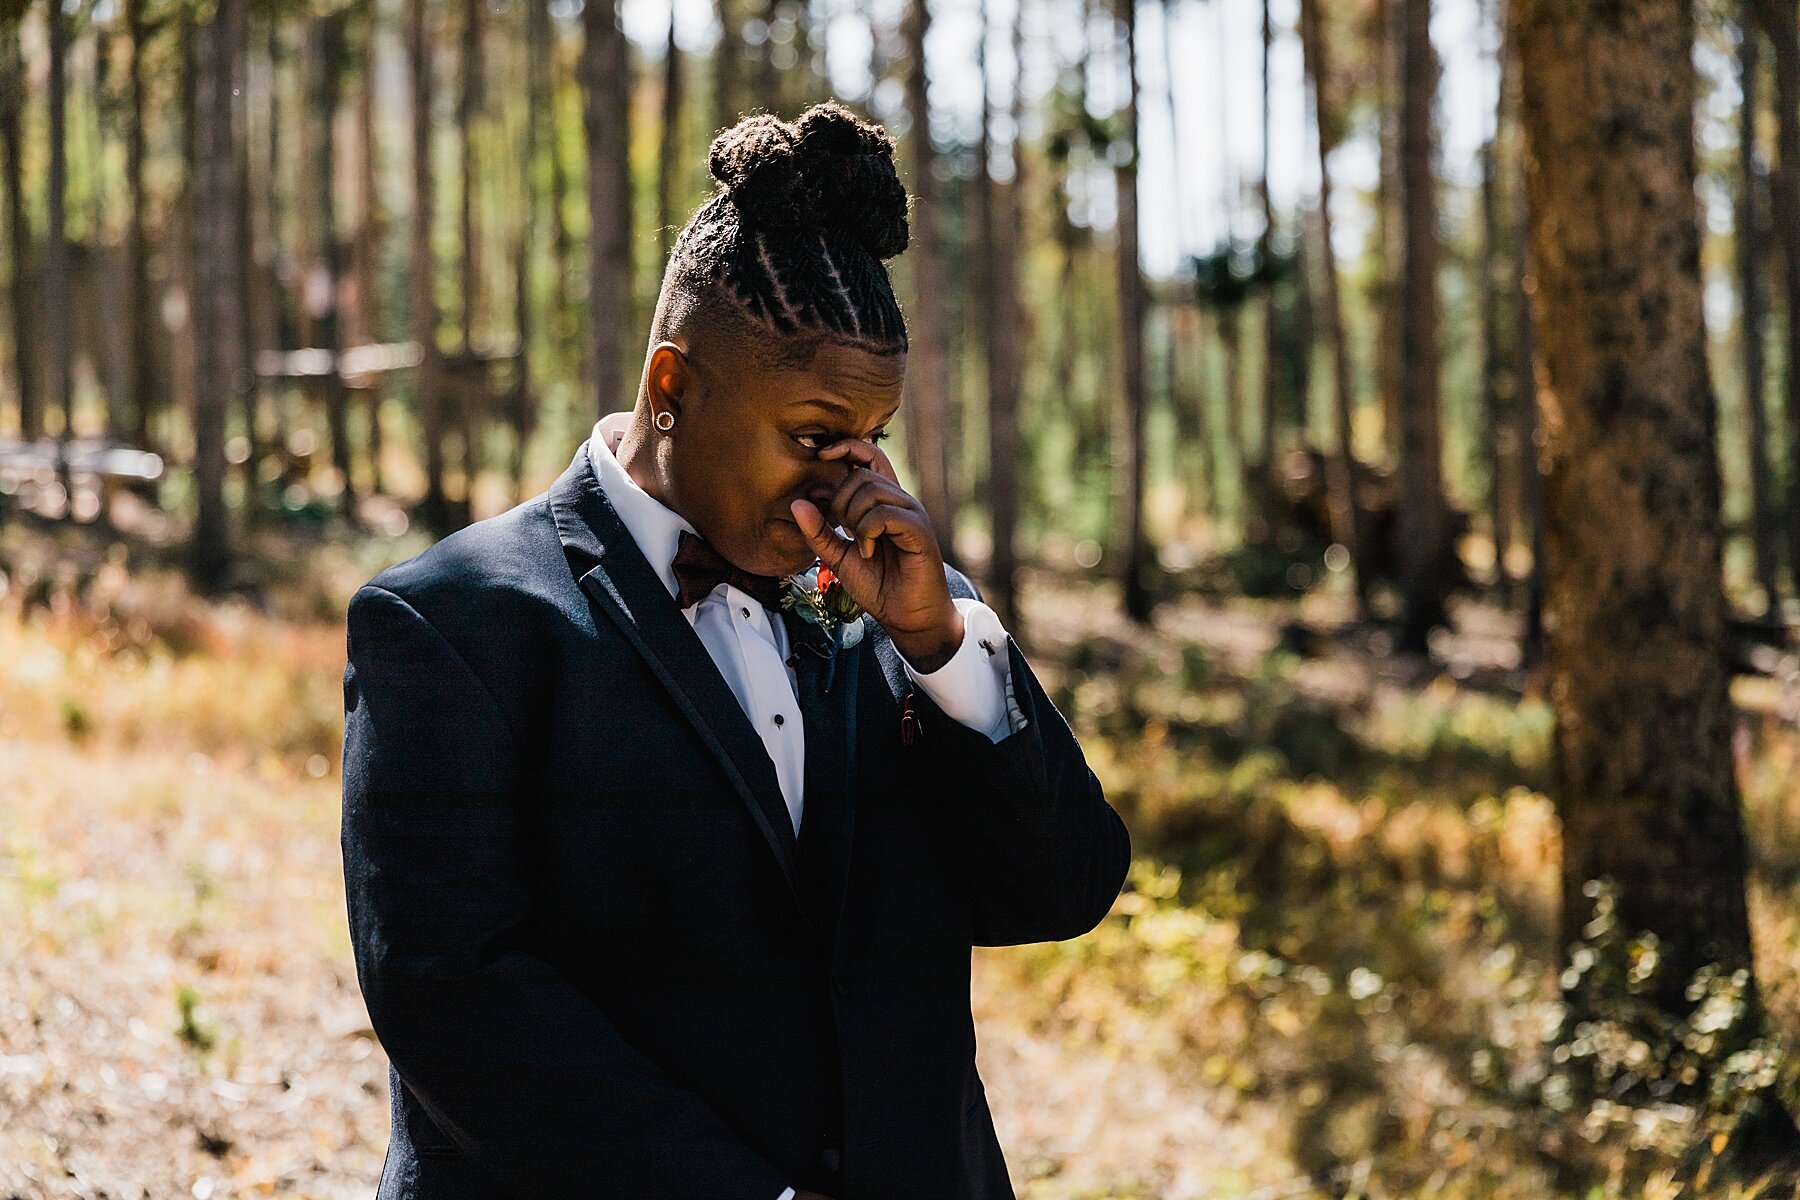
[780,563,865,690]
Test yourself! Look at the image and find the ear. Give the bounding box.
[646,342,695,420]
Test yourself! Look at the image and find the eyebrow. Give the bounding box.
[791,396,900,425]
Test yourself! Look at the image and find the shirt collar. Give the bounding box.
[587,412,692,603]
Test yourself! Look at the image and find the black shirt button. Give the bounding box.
[773,713,785,726]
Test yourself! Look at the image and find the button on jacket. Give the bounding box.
[340,436,1131,1199]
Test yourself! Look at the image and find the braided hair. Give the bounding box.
[652,102,911,369]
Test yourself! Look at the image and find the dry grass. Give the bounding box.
[2,533,1798,1198]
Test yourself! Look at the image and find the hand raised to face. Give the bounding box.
[788,438,965,674]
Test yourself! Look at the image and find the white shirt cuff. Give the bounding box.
[899,597,1026,743]
[776,1189,796,1200]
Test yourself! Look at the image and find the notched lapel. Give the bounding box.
[549,443,806,910]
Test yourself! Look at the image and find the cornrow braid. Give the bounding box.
[653,102,911,368]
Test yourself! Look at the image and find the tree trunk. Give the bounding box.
[409,0,450,532]
[512,0,539,504]
[899,0,955,553]
[1738,3,1779,603]
[456,0,484,523]
[46,0,73,446]
[354,0,385,496]
[1395,0,1446,651]
[1756,0,1800,605]
[122,0,160,452]
[1299,0,1363,611]
[581,0,634,418]
[309,12,354,517]
[982,0,1024,629]
[1115,0,1150,622]
[0,13,34,441]
[1257,0,1278,481]
[657,6,684,260]
[1514,0,1800,1168]
[1477,0,1506,587]
[1374,0,1401,461]
[189,0,245,593]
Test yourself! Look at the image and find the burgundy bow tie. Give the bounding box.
[671,529,788,611]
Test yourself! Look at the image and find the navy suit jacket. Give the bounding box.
[340,440,1131,1199]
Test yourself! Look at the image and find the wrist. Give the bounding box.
[889,604,964,674]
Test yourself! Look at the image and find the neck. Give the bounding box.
[613,405,679,515]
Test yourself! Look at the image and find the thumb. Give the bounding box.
[790,499,853,569]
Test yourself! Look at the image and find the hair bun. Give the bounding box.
[707,103,910,261]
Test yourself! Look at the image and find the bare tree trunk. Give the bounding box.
[1374,0,1401,461]
[1475,0,1506,587]
[581,0,634,418]
[1115,0,1150,622]
[46,0,73,447]
[1257,0,1278,481]
[981,0,1024,629]
[1300,0,1363,612]
[897,0,952,562]
[456,0,484,523]
[0,14,34,441]
[1160,0,1211,519]
[657,7,684,259]
[307,13,354,516]
[512,0,539,504]
[1738,4,1779,603]
[527,0,573,357]
[1757,0,1800,605]
[123,0,160,452]
[1515,0,1800,1168]
[189,0,245,593]
[409,0,450,532]
[353,1,385,497]
[1395,0,1447,651]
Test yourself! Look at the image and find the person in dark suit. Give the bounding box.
[340,102,1130,1200]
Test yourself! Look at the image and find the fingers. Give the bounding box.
[818,438,901,485]
[828,470,918,557]
[790,498,856,569]
[851,502,932,559]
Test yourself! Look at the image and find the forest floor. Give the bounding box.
[2,514,1799,1199]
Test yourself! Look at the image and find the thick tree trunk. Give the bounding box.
[581,0,634,418]
[1115,0,1150,622]
[456,0,484,523]
[1374,0,1401,461]
[1299,0,1363,611]
[1515,0,1800,1168]
[408,0,450,532]
[900,0,955,554]
[0,15,34,441]
[189,0,245,593]
[1395,0,1446,650]
[1738,4,1779,602]
[512,0,539,504]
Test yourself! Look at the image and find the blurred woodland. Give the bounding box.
[6,0,1800,1195]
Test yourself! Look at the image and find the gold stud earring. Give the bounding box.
[654,410,676,432]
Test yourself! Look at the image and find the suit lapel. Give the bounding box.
[547,442,806,909]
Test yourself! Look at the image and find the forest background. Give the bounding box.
[5,0,1800,1196]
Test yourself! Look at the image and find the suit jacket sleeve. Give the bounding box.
[341,583,790,1198]
[902,577,1132,947]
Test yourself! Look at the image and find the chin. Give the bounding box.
[749,519,817,577]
